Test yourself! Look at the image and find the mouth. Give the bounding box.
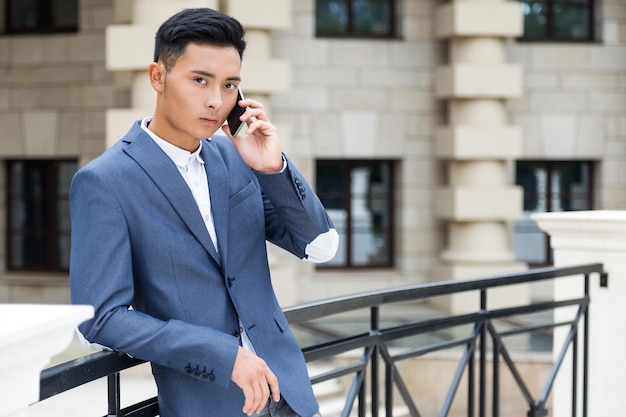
[199,117,218,126]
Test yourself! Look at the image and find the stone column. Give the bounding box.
[0,304,93,417]
[533,210,626,417]
[433,0,526,313]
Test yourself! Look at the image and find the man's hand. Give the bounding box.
[231,347,281,415]
[223,98,284,174]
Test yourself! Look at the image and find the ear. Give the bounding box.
[148,62,166,93]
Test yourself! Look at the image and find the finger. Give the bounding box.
[251,380,266,415]
[267,371,280,402]
[241,385,255,416]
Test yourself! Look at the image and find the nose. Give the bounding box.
[205,87,222,109]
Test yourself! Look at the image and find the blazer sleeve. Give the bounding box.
[255,155,338,263]
[69,167,239,388]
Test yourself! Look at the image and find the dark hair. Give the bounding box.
[154,8,246,71]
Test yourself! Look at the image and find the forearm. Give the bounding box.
[255,156,338,262]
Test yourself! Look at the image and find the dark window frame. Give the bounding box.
[315,0,398,40]
[517,0,595,43]
[316,159,395,269]
[5,0,79,35]
[6,159,76,273]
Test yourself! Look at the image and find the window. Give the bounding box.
[519,0,594,41]
[316,0,396,38]
[6,160,77,272]
[316,160,394,268]
[5,0,79,34]
[513,161,593,266]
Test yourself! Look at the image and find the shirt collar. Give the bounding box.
[141,116,204,169]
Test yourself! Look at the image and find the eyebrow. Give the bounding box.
[191,70,241,82]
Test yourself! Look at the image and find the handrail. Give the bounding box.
[36,263,604,417]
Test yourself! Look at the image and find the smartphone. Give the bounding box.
[226,87,247,137]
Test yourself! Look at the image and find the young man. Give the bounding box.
[70,8,337,417]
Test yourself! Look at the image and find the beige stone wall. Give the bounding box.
[1,0,625,305]
[271,0,443,300]
[0,0,127,303]
[508,0,626,209]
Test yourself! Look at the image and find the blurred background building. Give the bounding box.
[0,0,623,313]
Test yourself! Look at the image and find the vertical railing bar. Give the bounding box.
[572,324,578,417]
[107,372,121,417]
[479,290,487,417]
[371,306,379,417]
[582,273,590,417]
[385,360,393,417]
[493,333,500,417]
[468,327,475,417]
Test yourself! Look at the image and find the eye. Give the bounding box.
[195,77,206,85]
[225,83,237,91]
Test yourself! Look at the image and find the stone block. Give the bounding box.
[436,64,522,98]
[23,111,58,156]
[436,1,523,38]
[106,25,154,70]
[435,186,523,220]
[0,114,23,156]
[435,125,522,159]
[241,59,291,93]
[225,0,291,30]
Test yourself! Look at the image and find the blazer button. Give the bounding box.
[184,364,193,374]
[227,277,236,288]
[232,330,240,338]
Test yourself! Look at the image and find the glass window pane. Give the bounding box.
[53,0,78,28]
[551,162,591,211]
[9,0,41,31]
[521,1,549,39]
[350,164,390,266]
[7,0,78,33]
[513,161,592,265]
[353,0,392,35]
[316,0,349,34]
[7,159,77,271]
[553,3,589,40]
[57,235,71,269]
[316,160,393,268]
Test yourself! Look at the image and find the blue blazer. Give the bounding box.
[70,121,335,417]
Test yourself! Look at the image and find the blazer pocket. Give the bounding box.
[273,308,289,333]
[229,180,257,208]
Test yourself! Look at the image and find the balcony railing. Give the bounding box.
[37,263,604,417]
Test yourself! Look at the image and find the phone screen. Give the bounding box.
[226,87,246,137]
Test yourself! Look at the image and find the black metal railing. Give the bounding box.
[37,263,605,417]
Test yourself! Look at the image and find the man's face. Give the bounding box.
[153,43,242,148]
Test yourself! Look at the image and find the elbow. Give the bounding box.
[304,229,339,263]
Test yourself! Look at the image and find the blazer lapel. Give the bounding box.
[201,141,229,265]
[123,124,221,265]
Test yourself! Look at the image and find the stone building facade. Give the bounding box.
[0,0,625,311]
